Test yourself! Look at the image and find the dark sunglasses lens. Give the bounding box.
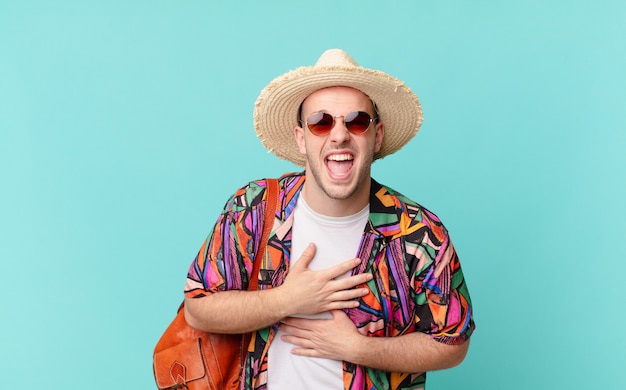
[307,112,334,135]
[344,111,372,134]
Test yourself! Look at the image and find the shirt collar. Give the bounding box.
[280,172,404,239]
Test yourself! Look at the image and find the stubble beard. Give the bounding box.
[306,148,375,201]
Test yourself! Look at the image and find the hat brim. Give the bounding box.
[254,65,423,167]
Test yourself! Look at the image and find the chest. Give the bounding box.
[290,200,368,273]
[263,222,418,333]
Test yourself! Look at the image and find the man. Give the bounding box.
[184,49,475,389]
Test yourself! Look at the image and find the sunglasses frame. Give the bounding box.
[304,111,377,136]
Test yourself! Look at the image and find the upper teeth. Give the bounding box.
[328,154,352,161]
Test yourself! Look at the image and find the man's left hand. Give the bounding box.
[279,310,361,361]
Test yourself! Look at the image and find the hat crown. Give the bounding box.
[314,49,360,68]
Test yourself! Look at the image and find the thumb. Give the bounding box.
[293,242,316,271]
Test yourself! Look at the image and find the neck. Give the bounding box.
[300,176,371,217]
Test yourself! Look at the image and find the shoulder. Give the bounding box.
[223,172,304,212]
[371,180,449,241]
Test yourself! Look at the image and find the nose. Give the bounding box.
[328,118,351,144]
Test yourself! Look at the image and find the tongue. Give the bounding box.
[327,159,352,177]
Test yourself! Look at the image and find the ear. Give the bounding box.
[374,122,384,153]
[294,126,307,154]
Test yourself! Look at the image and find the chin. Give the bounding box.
[323,188,356,201]
[320,178,361,201]
[306,157,370,202]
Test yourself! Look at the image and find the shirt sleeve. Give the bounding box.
[184,182,265,298]
[419,211,475,345]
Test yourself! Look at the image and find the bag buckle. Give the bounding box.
[170,361,189,389]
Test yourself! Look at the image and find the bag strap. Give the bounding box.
[248,178,278,291]
[177,178,279,313]
[240,179,278,365]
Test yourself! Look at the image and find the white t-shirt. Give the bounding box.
[267,197,369,389]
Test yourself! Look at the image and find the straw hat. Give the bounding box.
[253,48,423,166]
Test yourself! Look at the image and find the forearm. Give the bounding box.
[185,247,371,334]
[184,288,289,333]
[348,332,469,373]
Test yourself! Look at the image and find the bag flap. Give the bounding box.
[154,338,206,389]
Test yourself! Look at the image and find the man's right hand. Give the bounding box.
[185,242,372,334]
[276,243,373,316]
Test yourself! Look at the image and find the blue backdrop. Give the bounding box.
[1,1,625,388]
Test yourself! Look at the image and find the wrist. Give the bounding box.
[263,285,292,320]
[345,332,371,366]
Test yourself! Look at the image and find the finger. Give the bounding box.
[290,346,322,358]
[329,309,356,325]
[330,272,373,291]
[279,323,298,336]
[282,316,326,330]
[323,257,363,279]
[291,243,316,271]
[328,287,370,302]
[322,296,366,312]
[282,334,313,351]
[280,317,308,328]
[280,323,316,342]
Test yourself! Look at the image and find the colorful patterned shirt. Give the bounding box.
[185,172,475,390]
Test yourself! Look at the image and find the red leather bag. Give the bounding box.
[153,179,278,390]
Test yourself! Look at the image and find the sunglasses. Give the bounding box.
[304,111,376,136]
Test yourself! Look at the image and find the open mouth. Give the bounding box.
[326,153,354,179]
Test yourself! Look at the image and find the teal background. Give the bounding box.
[1,1,625,388]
